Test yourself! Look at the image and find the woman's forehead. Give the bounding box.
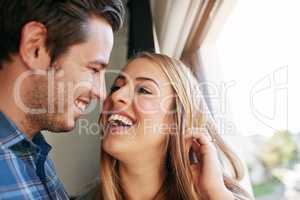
[122,58,168,84]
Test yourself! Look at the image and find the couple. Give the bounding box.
[0,0,251,200]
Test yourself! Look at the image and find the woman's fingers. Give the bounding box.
[192,132,217,156]
[191,134,223,173]
[185,127,206,139]
[191,135,224,187]
[185,127,212,150]
[186,126,215,142]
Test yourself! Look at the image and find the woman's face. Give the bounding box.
[101,58,175,160]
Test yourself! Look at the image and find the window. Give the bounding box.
[199,0,300,199]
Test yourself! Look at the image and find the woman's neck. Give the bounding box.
[119,157,166,200]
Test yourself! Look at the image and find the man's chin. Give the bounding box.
[61,119,76,132]
[47,124,75,133]
[46,118,76,133]
[59,125,76,133]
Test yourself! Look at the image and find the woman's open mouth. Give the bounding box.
[106,114,135,134]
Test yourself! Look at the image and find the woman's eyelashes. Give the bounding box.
[109,83,153,95]
[136,85,152,94]
[110,84,120,94]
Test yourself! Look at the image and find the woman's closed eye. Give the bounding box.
[110,77,126,95]
[136,86,152,95]
[110,84,120,94]
[109,81,155,95]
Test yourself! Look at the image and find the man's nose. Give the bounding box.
[91,72,107,100]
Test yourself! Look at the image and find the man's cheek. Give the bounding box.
[72,75,94,97]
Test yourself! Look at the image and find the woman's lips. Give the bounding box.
[106,122,133,135]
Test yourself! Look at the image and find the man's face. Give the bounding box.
[27,17,114,132]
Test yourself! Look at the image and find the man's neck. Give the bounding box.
[119,155,166,200]
[0,61,39,140]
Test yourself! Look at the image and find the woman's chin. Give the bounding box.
[105,124,135,136]
[102,137,135,159]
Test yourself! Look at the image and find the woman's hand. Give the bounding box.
[189,132,234,200]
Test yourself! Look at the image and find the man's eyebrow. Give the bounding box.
[88,59,108,69]
[136,77,159,87]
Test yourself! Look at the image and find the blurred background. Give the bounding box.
[44,0,300,199]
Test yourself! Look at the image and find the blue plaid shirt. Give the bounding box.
[0,112,69,200]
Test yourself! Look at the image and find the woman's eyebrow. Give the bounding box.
[116,75,159,87]
[115,74,126,82]
[135,77,159,87]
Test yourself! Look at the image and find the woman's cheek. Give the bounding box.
[135,98,161,114]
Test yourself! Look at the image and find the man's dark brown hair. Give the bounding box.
[0,0,124,67]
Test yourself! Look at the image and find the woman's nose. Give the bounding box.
[110,84,132,106]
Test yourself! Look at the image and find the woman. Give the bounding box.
[97,53,252,200]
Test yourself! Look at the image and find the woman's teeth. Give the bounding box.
[75,99,88,112]
[108,114,133,126]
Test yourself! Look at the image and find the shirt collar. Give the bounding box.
[0,112,51,154]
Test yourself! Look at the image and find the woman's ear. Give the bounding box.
[19,21,51,71]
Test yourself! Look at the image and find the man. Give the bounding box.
[0,0,124,199]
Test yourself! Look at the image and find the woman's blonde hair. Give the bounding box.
[99,52,252,200]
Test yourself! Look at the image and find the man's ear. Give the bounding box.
[19,21,51,70]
